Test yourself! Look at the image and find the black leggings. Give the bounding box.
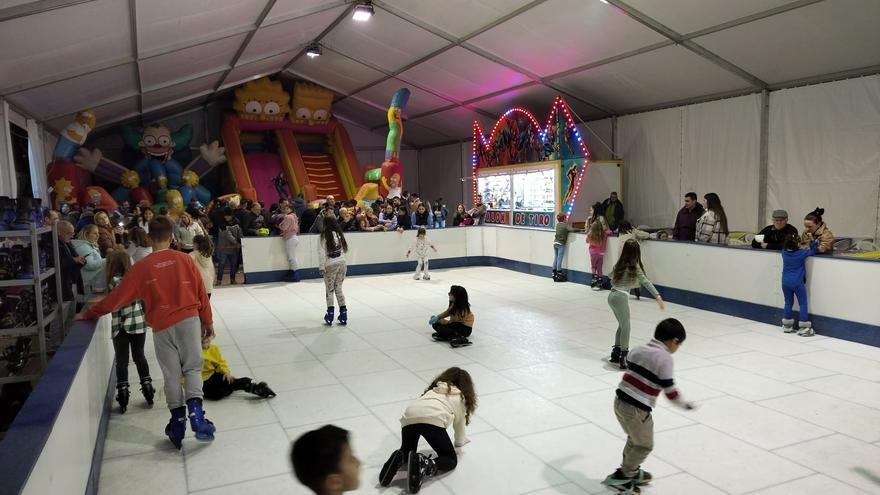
[400,423,457,471]
[202,372,253,400]
[112,332,150,385]
[432,322,472,341]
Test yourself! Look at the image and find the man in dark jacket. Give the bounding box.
[672,192,704,241]
[752,210,798,250]
[601,192,625,231]
[241,202,268,236]
[57,221,85,311]
[291,196,307,220]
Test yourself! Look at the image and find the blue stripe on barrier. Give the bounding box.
[244,258,879,347]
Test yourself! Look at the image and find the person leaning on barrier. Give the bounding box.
[752,210,798,250]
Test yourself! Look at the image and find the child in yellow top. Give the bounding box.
[201,334,276,400]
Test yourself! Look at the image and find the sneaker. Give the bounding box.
[379,450,404,486]
[783,325,797,333]
[633,469,653,485]
[413,273,421,280]
[603,469,641,493]
[798,327,815,337]
[423,274,430,280]
[450,337,472,348]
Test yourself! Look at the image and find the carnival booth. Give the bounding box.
[472,97,593,229]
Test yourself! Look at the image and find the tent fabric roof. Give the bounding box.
[2,0,879,147]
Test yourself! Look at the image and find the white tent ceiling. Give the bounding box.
[2,0,879,148]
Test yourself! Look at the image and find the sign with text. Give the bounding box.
[485,209,511,225]
[513,210,554,229]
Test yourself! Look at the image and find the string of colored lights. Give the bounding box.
[471,96,592,221]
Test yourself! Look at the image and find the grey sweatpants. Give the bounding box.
[153,316,203,409]
[324,261,347,307]
[614,398,654,478]
[608,289,632,350]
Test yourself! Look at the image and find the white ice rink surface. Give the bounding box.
[98,267,880,495]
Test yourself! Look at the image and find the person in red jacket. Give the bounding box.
[76,216,216,450]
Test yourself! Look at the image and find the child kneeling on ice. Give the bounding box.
[201,333,275,400]
[379,367,476,494]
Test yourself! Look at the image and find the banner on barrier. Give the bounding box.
[513,210,553,228]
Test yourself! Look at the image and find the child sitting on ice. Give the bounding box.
[201,333,276,400]
[406,227,437,280]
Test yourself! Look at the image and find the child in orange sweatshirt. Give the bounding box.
[76,216,215,450]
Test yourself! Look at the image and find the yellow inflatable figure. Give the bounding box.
[233,78,290,122]
[291,83,333,126]
[165,189,184,220]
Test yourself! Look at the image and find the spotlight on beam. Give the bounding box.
[352,1,374,21]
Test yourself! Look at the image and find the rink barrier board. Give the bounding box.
[0,315,114,495]
[244,254,879,348]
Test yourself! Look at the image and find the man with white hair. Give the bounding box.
[57,220,85,313]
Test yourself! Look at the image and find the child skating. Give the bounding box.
[781,234,819,336]
[318,217,348,326]
[552,213,578,282]
[608,240,664,369]
[603,318,696,493]
[105,249,155,413]
[379,367,476,494]
[201,332,275,400]
[430,285,474,348]
[77,216,216,450]
[406,226,437,280]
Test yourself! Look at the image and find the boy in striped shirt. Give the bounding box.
[603,318,697,493]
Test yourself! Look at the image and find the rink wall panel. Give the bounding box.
[242,226,879,343]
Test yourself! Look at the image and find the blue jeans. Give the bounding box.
[434,219,446,229]
[217,251,240,282]
[553,243,566,271]
[782,283,809,321]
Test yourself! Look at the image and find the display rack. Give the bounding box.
[0,223,63,385]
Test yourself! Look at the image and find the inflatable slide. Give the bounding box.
[221,79,361,203]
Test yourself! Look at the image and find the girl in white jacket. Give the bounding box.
[189,235,216,299]
[379,367,477,493]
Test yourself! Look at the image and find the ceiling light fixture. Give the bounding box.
[352,1,374,21]
[305,43,322,58]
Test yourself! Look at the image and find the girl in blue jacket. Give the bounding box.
[781,234,818,336]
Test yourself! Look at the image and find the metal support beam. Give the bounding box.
[757,89,770,231]
[212,0,278,92]
[0,0,95,22]
[605,0,768,89]
[127,0,143,121]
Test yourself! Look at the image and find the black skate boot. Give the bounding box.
[140,378,155,406]
[338,305,347,325]
[551,269,559,281]
[407,452,437,494]
[618,350,629,370]
[249,381,276,398]
[631,288,641,300]
[610,346,621,363]
[379,449,405,486]
[116,383,130,414]
[324,306,335,325]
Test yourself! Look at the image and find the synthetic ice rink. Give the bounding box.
[99,267,880,495]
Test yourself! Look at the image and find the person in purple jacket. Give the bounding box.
[781,234,819,336]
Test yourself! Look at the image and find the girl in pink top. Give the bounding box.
[278,204,300,282]
[587,220,611,291]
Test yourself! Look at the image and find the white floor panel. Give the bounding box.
[97,267,880,494]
